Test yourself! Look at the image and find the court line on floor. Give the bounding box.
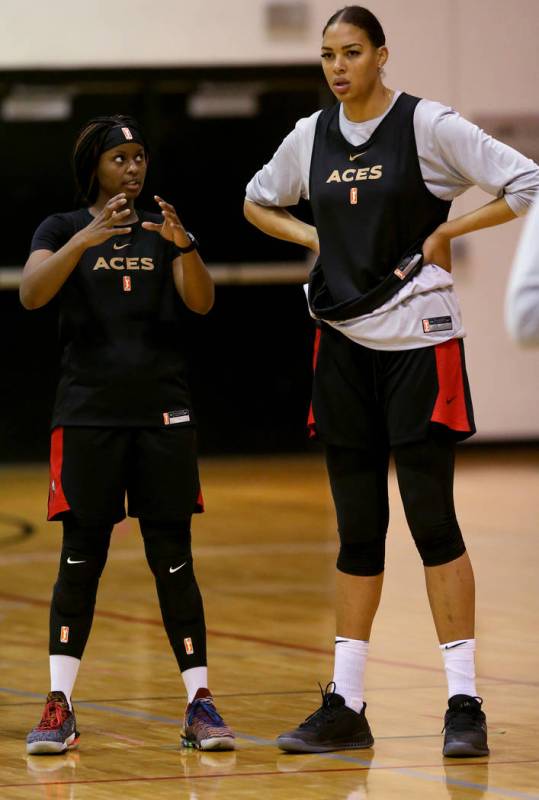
[0,540,338,566]
[0,690,510,741]
[3,769,539,798]
[1,590,537,689]
[5,760,539,797]
[0,680,516,705]
[1,687,537,799]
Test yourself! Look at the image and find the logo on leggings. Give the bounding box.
[184,637,194,655]
[60,626,70,644]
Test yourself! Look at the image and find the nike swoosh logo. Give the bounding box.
[169,562,187,573]
[446,396,457,405]
[67,557,86,565]
[349,151,367,161]
[443,641,467,649]
[113,242,130,250]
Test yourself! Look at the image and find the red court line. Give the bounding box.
[3,760,539,789]
[1,590,537,688]
[3,769,365,789]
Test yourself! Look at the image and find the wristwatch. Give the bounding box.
[176,231,198,254]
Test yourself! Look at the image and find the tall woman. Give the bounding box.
[245,6,538,756]
[22,115,235,754]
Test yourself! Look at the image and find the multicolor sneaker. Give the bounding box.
[26,692,79,755]
[181,688,235,751]
[277,683,374,753]
[443,694,489,757]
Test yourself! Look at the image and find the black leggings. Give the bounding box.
[325,436,466,576]
[49,515,207,671]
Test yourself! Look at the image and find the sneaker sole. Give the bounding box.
[26,732,79,755]
[277,734,374,754]
[443,741,489,758]
[182,735,236,751]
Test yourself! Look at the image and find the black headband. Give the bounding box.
[100,124,146,155]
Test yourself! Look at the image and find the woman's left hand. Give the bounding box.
[422,228,452,272]
[141,195,192,249]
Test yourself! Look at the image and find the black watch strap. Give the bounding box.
[176,231,198,254]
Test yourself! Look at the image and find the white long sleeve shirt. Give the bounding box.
[505,193,539,345]
[246,91,538,214]
[246,92,539,350]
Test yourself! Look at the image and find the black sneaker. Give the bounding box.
[443,694,489,757]
[277,683,374,753]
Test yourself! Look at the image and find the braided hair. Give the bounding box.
[72,115,149,205]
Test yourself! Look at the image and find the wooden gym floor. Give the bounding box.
[0,448,538,799]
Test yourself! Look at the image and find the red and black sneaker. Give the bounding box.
[26,691,80,755]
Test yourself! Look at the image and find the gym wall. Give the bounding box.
[1,0,538,461]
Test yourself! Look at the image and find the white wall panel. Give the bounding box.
[450,0,539,437]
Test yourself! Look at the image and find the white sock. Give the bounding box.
[50,655,81,710]
[332,637,369,713]
[182,666,208,703]
[439,638,477,699]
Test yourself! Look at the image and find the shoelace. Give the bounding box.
[187,699,224,727]
[36,701,69,731]
[442,697,484,733]
[299,682,338,729]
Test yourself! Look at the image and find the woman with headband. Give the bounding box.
[22,115,235,754]
[245,6,538,757]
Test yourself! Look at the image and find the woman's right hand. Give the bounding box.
[21,194,133,310]
[243,200,320,254]
[75,194,132,249]
[422,228,452,273]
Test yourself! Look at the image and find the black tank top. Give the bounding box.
[30,209,192,427]
[308,93,451,321]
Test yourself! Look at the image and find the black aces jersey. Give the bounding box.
[308,93,451,321]
[30,208,193,427]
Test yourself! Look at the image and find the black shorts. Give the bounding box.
[48,426,203,524]
[308,324,475,448]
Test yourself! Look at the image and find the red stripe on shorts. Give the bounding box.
[431,339,472,432]
[47,427,71,520]
[195,488,205,514]
[307,326,322,437]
